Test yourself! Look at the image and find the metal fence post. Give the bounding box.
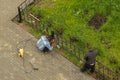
[18,7,22,23]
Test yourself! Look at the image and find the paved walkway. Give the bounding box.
[0,0,95,80]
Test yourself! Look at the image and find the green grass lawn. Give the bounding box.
[27,0,120,73]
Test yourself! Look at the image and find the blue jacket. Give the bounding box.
[36,35,53,51]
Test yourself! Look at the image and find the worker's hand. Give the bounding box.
[80,59,85,64]
[51,42,54,47]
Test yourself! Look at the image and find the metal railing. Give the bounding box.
[95,61,120,80]
[17,0,120,80]
[26,14,40,29]
[58,37,85,59]
[18,0,35,22]
[58,36,120,80]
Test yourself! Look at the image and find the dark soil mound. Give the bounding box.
[88,14,107,29]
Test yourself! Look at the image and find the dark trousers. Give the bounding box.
[43,47,49,53]
[81,63,95,73]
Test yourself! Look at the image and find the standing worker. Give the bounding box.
[81,46,99,73]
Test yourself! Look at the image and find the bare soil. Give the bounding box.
[88,14,107,29]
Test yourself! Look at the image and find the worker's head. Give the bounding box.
[88,45,93,52]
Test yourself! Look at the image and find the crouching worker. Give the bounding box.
[36,35,54,53]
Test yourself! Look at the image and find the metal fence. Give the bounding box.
[26,14,40,29]
[58,37,85,59]
[17,0,120,80]
[18,0,35,22]
[95,61,119,80]
[58,36,120,80]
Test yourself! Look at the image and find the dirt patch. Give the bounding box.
[88,14,107,29]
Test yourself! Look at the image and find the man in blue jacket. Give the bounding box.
[36,31,55,53]
[36,35,53,52]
